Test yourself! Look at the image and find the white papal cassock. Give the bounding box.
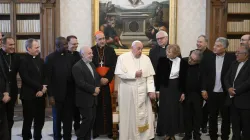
[115,52,155,140]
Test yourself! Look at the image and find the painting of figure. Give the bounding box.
[99,0,169,49]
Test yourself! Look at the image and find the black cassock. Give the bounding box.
[91,45,117,136]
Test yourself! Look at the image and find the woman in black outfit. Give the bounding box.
[155,44,187,140]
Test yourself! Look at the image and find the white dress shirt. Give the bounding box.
[213,54,225,92]
[169,57,181,79]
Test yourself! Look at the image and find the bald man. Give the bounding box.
[91,31,117,138]
[115,40,156,140]
[72,47,100,140]
[240,34,250,46]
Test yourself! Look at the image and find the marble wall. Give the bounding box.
[60,0,207,56]
[177,0,207,57]
[60,0,92,50]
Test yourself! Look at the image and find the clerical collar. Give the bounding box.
[68,50,74,54]
[169,57,179,61]
[28,53,37,58]
[0,48,10,55]
[161,45,167,48]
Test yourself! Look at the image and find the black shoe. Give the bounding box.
[157,133,164,136]
[201,127,207,133]
[182,136,191,140]
[93,134,99,139]
[107,134,113,139]
[194,138,202,140]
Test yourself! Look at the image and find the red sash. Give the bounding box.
[96,67,114,94]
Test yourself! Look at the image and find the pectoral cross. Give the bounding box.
[100,61,104,67]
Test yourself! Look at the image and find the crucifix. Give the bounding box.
[99,61,104,67]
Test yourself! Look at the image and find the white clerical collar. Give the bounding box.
[33,56,36,58]
[169,57,180,62]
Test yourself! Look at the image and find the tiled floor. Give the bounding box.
[11,105,227,140]
[11,121,220,140]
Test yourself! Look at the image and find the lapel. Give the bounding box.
[28,54,41,75]
[211,55,216,81]
[221,53,228,75]
[90,62,97,79]
[80,60,95,80]
[235,59,249,81]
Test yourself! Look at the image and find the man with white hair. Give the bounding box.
[72,47,100,140]
[115,40,156,140]
[149,30,168,71]
[149,30,168,136]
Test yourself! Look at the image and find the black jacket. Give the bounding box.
[183,57,202,94]
[155,57,188,93]
[0,54,10,101]
[0,48,20,96]
[224,59,250,109]
[45,51,75,102]
[149,45,166,71]
[19,54,46,100]
[72,60,100,108]
[201,52,236,93]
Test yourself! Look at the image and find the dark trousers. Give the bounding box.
[74,106,81,132]
[21,98,45,140]
[201,102,209,129]
[208,92,230,140]
[184,92,203,139]
[76,106,96,140]
[5,94,17,139]
[231,104,250,140]
[52,106,58,139]
[54,96,74,140]
[0,103,9,140]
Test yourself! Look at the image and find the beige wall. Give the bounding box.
[177,0,207,57]
[60,0,92,50]
[60,0,207,56]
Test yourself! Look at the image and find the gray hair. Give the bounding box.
[25,38,37,51]
[190,49,203,62]
[198,35,208,43]
[156,30,168,37]
[131,40,142,48]
[216,37,229,48]
[79,46,91,56]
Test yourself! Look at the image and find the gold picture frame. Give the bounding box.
[92,0,177,55]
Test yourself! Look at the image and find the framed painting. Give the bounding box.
[92,0,177,55]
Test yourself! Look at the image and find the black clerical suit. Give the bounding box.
[224,59,250,140]
[183,58,203,140]
[149,45,167,71]
[19,54,46,140]
[202,52,235,140]
[72,60,100,140]
[149,44,166,135]
[91,45,117,137]
[200,48,214,131]
[0,48,20,138]
[0,51,10,140]
[68,50,81,132]
[45,51,75,140]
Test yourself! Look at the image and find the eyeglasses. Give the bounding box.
[156,37,166,41]
[240,39,249,42]
[235,51,247,55]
